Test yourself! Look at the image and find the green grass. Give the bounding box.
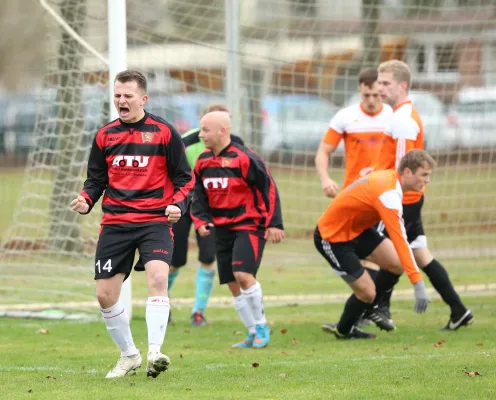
[1,164,496,245]
[1,239,495,307]
[0,297,495,399]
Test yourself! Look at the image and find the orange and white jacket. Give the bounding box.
[375,100,424,204]
[317,169,422,284]
[323,103,393,189]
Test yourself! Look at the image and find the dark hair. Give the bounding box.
[114,70,147,93]
[398,149,436,173]
[202,103,229,117]
[358,68,378,88]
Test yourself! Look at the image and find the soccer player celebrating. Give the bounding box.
[191,111,284,349]
[315,150,434,339]
[71,70,194,378]
[134,104,244,327]
[371,60,473,331]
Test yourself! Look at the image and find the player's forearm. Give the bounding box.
[388,230,422,284]
[190,202,212,230]
[268,188,284,229]
[315,148,331,183]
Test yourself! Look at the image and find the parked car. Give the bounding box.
[347,90,457,151]
[448,86,496,148]
[260,94,339,155]
[0,85,108,156]
[146,93,339,156]
[146,92,223,134]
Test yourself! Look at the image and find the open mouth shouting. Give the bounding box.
[119,106,130,119]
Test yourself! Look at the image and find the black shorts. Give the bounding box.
[215,228,266,285]
[376,195,426,248]
[171,209,216,268]
[95,223,173,281]
[314,225,385,283]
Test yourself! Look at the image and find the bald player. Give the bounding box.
[191,111,284,349]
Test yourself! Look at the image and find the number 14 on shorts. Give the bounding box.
[96,259,112,274]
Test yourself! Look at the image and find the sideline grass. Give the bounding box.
[0,297,494,399]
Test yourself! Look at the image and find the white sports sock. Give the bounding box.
[241,281,267,325]
[101,300,138,357]
[146,296,170,353]
[233,295,256,334]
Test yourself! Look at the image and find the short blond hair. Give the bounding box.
[378,60,411,90]
[202,103,229,117]
[398,149,436,174]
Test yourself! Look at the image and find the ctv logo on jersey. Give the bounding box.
[112,155,149,168]
[203,177,228,189]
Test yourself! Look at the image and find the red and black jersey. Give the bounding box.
[80,112,194,225]
[191,141,283,233]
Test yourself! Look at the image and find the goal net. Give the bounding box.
[1,0,496,314]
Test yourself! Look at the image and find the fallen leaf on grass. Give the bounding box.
[252,362,260,368]
[36,329,49,335]
[476,343,484,347]
[81,366,86,370]
[279,373,286,378]
[179,354,183,359]
[45,376,56,380]
[291,338,298,345]
[280,328,288,334]
[184,329,190,333]
[281,352,288,356]
[465,371,482,377]
[433,340,447,347]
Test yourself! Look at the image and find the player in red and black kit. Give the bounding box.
[70,70,194,379]
[191,110,284,349]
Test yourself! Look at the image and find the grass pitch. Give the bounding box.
[0,297,495,399]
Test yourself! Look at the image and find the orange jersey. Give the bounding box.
[323,103,393,188]
[317,169,422,284]
[375,100,424,204]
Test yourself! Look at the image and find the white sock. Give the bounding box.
[146,296,170,354]
[241,281,267,325]
[101,300,138,357]
[233,295,256,334]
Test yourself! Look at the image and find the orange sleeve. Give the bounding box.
[375,134,396,170]
[375,193,422,284]
[323,127,342,147]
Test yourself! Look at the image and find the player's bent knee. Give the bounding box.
[355,288,376,304]
[145,260,170,292]
[96,275,124,308]
[233,271,256,289]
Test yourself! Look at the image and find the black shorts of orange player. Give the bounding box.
[314,226,385,283]
[214,227,266,285]
[94,223,173,281]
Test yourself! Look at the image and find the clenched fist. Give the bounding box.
[165,205,182,223]
[71,196,89,214]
